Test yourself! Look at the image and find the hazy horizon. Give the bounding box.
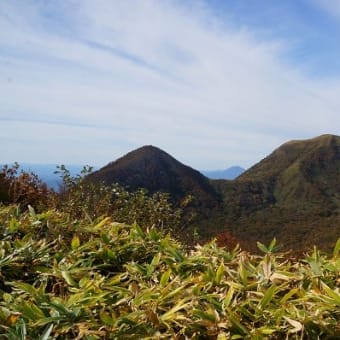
[2,156,246,172]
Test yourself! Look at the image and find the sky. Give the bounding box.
[1,0,340,170]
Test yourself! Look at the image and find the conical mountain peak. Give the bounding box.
[88,145,219,206]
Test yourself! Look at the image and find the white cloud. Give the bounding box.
[0,0,339,169]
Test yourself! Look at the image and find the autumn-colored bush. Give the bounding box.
[0,163,50,211]
[0,164,183,234]
[215,230,240,249]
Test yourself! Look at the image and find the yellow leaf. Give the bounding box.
[71,236,80,249]
[93,217,111,230]
[5,313,21,326]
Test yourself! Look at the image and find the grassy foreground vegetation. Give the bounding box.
[2,208,340,338]
[1,165,340,338]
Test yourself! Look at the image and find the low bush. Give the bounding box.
[1,206,340,338]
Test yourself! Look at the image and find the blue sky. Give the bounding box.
[1,0,340,169]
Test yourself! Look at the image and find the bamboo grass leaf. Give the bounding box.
[279,288,299,305]
[93,217,111,231]
[71,235,80,250]
[258,285,277,309]
[193,309,217,322]
[262,255,272,280]
[40,323,54,340]
[151,252,161,267]
[258,326,277,335]
[160,268,172,287]
[215,262,225,285]
[100,311,115,325]
[12,282,38,295]
[160,300,191,321]
[225,308,249,335]
[161,284,187,301]
[257,242,268,254]
[223,286,235,307]
[19,301,45,321]
[47,301,73,318]
[238,262,248,287]
[333,238,340,258]
[321,282,340,306]
[268,238,277,252]
[283,316,303,333]
[61,270,77,287]
[133,223,145,238]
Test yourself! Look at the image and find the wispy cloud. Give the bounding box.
[1,0,339,169]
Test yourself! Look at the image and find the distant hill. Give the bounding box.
[236,134,340,210]
[202,166,245,180]
[11,134,335,252]
[88,145,220,208]
[86,135,340,251]
[214,134,340,251]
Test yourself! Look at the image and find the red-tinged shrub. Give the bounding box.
[215,230,240,249]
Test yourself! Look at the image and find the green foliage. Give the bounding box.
[1,206,340,338]
[0,159,340,337]
[54,164,182,231]
[0,164,182,234]
[257,238,278,254]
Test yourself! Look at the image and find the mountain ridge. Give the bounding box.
[215,134,340,251]
[3,134,339,251]
[86,134,340,251]
[201,166,245,180]
[88,145,220,208]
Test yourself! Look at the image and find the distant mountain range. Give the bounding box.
[3,162,244,188]
[2,134,339,251]
[201,166,245,180]
[88,134,340,252]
